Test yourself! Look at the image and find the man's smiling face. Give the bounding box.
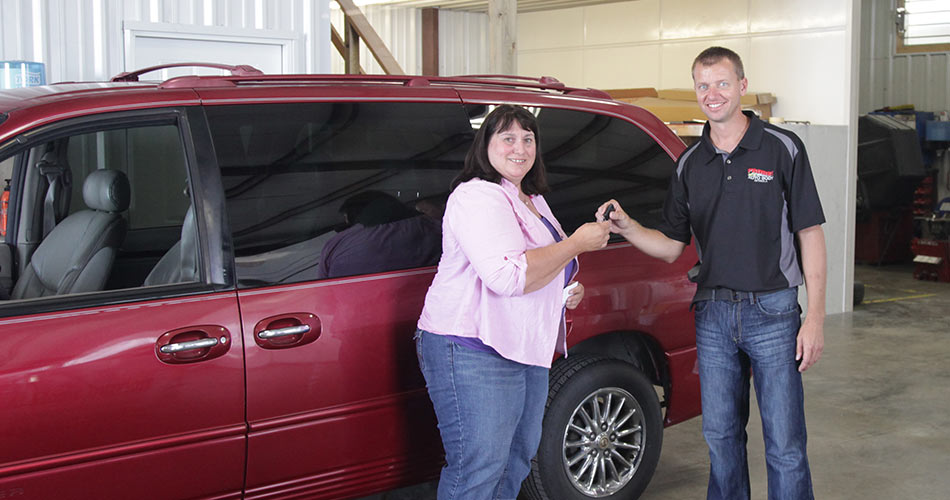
[693,58,748,124]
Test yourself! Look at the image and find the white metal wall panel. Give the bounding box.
[517,0,854,125]
[438,8,488,76]
[861,0,950,113]
[0,0,331,83]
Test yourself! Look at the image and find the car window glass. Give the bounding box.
[64,125,190,229]
[206,102,473,288]
[208,102,674,289]
[466,106,675,235]
[0,155,13,242]
[0,118,201,308]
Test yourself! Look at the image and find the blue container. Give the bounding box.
[925,121,950,142]
[0,61,47,89]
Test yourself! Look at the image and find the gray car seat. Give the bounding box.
[143,205,198,286]
[12,169,130,299]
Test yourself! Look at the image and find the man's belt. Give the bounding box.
[693,286,788,303]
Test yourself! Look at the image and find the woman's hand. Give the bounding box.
[569,221,610,253]
[565,281,585,310]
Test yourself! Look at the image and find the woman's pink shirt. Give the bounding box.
[417,178,578,368]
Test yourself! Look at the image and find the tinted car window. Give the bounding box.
[206,102,474,287]
[465,106,675,234]
[208,102,675,287]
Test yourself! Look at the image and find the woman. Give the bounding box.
[415,104,610,500]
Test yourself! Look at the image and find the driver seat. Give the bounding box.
[12,169,130,299]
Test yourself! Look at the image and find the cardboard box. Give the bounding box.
[604,88,658,99]
[605,87,774,125]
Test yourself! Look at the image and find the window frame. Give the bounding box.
[0,107,226,318]
[896,0,950,54]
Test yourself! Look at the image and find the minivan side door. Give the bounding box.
[199,90,473,498]
[0,109,246,500]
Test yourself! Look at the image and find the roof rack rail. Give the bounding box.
[456,74,565,87]
[111,63,264,82]
[155,72,612,99]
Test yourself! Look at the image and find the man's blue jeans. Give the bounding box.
[415,330,548,500]
[693,288,814,500]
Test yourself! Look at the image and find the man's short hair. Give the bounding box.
[692,46,745,80]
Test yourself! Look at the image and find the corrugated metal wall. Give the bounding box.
[0,0,488,83]
[0,0,332,81]
[438,8,488,76]
[861,0,950,113]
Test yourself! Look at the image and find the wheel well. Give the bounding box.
[566,331,670,404]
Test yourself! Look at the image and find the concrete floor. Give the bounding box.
[643,263,950,499]
[369,263,950,499]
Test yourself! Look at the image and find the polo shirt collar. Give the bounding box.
[499,177,526,198]
[697,110,764,163]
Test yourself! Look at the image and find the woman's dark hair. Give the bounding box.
[451,104,549,195]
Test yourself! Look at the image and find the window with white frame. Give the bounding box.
[897,0,950,53]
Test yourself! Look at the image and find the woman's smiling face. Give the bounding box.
[487,122,536,187]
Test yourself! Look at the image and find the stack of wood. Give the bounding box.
[604,88,776,122]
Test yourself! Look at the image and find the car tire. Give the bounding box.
[522,355,663,500]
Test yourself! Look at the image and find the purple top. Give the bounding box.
[318,215,442,279]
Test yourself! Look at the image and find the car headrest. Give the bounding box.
[82,170,131,213]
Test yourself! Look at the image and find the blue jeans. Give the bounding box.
[415,329,548,500]
[693,288,814,500]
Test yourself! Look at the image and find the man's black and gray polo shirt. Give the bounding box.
[660,111,825,293]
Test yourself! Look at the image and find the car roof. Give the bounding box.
[0,62,613,116]
[0,64,683,158]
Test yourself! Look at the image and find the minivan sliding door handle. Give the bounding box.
[160,337,220,353]
[258,324,310,339]
[253,313,321,350]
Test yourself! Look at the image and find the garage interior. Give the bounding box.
[369,261,950,500]
[2,0,949,499]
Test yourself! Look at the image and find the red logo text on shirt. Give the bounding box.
[747,168,774,183]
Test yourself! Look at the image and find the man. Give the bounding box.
[318,191,442,279]
[599,46,826,500]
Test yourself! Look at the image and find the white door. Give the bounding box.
[124,21,302,77]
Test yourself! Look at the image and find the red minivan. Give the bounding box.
[0,65,700,500]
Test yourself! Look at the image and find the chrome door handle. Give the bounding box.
[160,337,220,354]
[257,324,310,339]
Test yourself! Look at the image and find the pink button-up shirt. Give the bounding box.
[417,178,578,368]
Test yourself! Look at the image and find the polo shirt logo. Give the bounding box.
[747,168,774,183]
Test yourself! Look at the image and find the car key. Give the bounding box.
[601,204,615,222]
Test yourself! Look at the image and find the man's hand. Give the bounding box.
[596,199,631,234]
[596,199,686,263]
[796,319,824,372]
